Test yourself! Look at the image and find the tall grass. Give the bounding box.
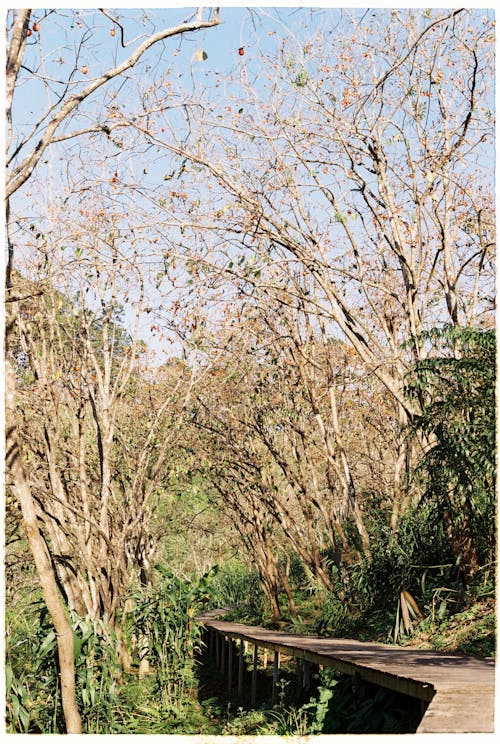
[5,599,119,732]
[5,565,217,733]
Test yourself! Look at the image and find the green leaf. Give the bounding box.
[39,629,56,657]
[5,663,13,694]
[73,631,83,662]
[19,705,30,732]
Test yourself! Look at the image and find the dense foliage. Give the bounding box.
[407,326,496,578]
[5,567,214,734]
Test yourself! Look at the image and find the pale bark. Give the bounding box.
[5,360,82,733]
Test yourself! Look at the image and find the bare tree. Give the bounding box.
[11,259,193,625]
[179,284,394,601]
[5,8,220,732]
[127,7,494,531]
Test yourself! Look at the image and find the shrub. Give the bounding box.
[406,325,496,579]
[208,559,263,619]
[5,599,119,733]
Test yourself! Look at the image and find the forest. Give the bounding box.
[4,6,496,735]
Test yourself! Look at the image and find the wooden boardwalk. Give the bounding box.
[198,612,495,734]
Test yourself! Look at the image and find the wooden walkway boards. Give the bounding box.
[198,612,495,734]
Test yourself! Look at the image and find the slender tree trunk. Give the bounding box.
[261,571,282,622]
[276,562,297,616]
[443,503,479,581]
[391,405,412,533]
[5,359,82,733]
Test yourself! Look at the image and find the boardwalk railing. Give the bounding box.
[197,611,495,734]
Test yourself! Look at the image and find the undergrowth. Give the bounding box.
[5,565,216,734]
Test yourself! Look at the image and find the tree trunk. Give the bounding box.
[390,405,413,533]
[443,505,479,581]
[5,360,82,733]
[276,562,297,616]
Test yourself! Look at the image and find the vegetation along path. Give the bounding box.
[199,611,495,734]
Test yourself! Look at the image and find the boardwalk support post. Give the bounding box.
[303,659,311,690]
[238,639,244,697]
[215,632,220,669]
[221,636,226,674]
[251,644,258,706]
[227,639,233,692]
[272,650,280,704]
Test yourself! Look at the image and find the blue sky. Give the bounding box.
[6,3,496,364]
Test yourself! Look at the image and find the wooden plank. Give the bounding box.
[199,616,494,733]
[417,687,496,733]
